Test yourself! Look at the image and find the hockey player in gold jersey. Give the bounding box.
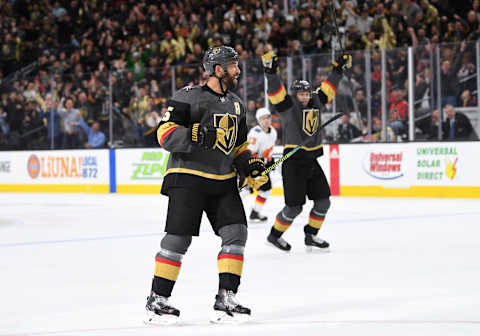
[261,50,352,252]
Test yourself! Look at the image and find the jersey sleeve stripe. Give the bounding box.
[267,84,287,105]
[233,141,251,158]
[319,80,337,103]
[157,122,179,146]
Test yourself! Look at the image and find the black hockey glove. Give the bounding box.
[245,158,269,190]
[261,51,279,74]
[332,54,352,73]
[190,123,218,149]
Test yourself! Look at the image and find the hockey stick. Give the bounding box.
[260,112,343,176]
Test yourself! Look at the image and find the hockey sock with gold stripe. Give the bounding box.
[304,209,326,235]
[152,249,184,297]
[271,209,295,238]
[217,245,244,293]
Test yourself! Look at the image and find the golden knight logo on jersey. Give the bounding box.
[302,109,319,136]
[214,114,238,155]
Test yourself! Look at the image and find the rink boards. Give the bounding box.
[0,142,479,198]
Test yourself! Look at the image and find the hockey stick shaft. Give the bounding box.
[329,0,345,53]
[261,112,343,176]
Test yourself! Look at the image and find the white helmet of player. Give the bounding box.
[255,107,271,123]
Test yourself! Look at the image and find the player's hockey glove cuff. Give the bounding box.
[191,123,218,149]
[262,51,279,74]
[246,158,269,190]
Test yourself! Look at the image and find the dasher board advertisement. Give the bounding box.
[0,150,109,193]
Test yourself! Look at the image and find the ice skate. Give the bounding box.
[266,233,291,252]
[305,234,330,253]
[144,291,180,325]
[249,209,268,223]
[210,289,251,324]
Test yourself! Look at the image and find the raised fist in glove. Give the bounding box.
[261,51,279,74]
[245,158,269,190]
[191,123,218,149]
[332,54,352,72]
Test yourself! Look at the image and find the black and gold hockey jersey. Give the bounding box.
[157,84,252,194]
[265,73,340,161]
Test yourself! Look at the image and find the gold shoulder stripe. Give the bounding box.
[165,168,236,180]
[318,80,336,103]
[268,84,287,105]
[233,141,250,158]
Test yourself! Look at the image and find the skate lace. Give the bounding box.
[225,290,241,308]
[150,293,169,308]
[277,237,288,248]
[311,235,326,244]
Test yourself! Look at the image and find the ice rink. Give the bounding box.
[1,193,480,336]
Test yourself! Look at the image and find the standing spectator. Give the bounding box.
[40,97,63,148]
[78,118,106,148]
[337,113,362,143]
[59,98,82,148]
[440,42,466,107]
[443,104,474,140]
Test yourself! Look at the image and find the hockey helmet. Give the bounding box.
[255,107,271,122]
[203,46,239,75]
[290,79,312,93]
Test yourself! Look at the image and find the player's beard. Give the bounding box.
[222,73,238,90]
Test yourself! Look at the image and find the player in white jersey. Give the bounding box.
[246,107,277,222]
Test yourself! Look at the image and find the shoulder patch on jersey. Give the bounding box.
[253,126,261,133]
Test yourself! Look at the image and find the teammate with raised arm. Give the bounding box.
[261,50,351,252]
[145,46,268,325]
[246,107,277,222]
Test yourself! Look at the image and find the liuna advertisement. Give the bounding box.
[0,150,109,193]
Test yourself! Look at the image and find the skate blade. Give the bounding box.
[144,311,179,326]
[306,246,330,253]
[210,310,251,324]
[265,241,291,253]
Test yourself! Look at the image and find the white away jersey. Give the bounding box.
[247,125,277,161]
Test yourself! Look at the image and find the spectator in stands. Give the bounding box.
[388,87,408,136]
[40,96,63,148]
[443,104,474,140]
[418,109,440,140]
[60,98,82,149]
[79,118,105,148]
[440,41,466,107]
[459,89,477,107]
[371,117,396,142]
[354,89,369,125]
[337,113,362,143]
[0,106,9,147]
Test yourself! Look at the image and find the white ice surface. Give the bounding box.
[1,193,480,336]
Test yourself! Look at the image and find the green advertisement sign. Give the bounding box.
[131,151,170,180]
[416,146,459,181]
